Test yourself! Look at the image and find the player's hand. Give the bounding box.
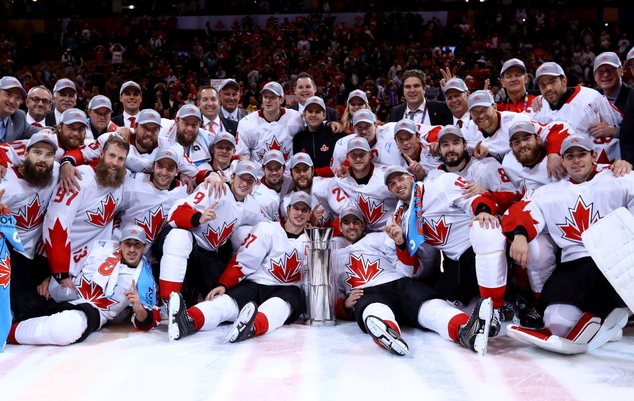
[589,117,616,138]
[610,160,632,177]
[199,201,219,224]
[0,165,7,179]
[384,216,405,245]
[439,67,453,90]
[334,165,350,178]
[37,276,51,300]
[531,96,543,113]
[403,153,425,180]
[126,280,149,321]
[310,201,325,226]
[509,234,529,266]
[427,141,439,156]
[0,188,7,211]
[60,162,82,193]
[115,127,133,142]
[203,171,227,198]
[206,286,226,301]
[484,78,491,91]
[329,121,344,134]
[472,212,500,229]
[473,142,489,159]
[59,277,75,289]
[344,288,364,309]
[546,153,566,179]
[180,174,195,194]
[461,181,486,198]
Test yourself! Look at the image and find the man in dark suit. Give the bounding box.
[44,78,77,126]
[618,48,634,163]
[0,76,40,142]
[388,69,453,125]
[218,79,247,122]
[111,81,142,128]
[198,86,237,136]
[289,72,338,122]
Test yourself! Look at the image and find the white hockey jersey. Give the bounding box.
[235,108,304,163]
[160,119,216,167]
[218,221,308,288]
[461,111,523,162]
[0,165,59,258]
[335,232,419,293]
[330,126,402,173]
[279,176,345,226]
[502,170,634,263]
[530,86,622,163]
[42,165,124,278]
[167,182,265,252]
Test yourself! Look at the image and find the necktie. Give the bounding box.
[129,116,137,128]
[457,119,463,129]
[32,122,42,127]
[406,110,419,121]
[227,113,235,122]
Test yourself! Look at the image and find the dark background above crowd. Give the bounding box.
[2,1,634,119]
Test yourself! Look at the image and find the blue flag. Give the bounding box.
[0,211,24,352]
[135,256,156,308]
[406,182,425,256]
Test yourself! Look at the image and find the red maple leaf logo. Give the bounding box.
[358,195,385,226]
[257,137,290,161]
[269,250,302,284]
[0,254,10,288]
[85,194,119,227]
[12,195,45,230]
[0,145,10,167]
[77,276,118,311]
[423,216,452,246]
[44,218,71,273]
[134,207,166,243]
[556,196,601,243]
[345,255,383,288]
[203,219,237,249]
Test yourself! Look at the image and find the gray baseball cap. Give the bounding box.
[352,109,376,126]
[61,108,88,126]
[508,120,536,140]
[347,89,369,104]
[120,225,147,244]
[88,95,112,111]
[53,78,77,93]
[442,78,469,94]
[304,96,326,111]
[176,104,202,120]
[290,152,314,169]
[384,165,414,186]
[393,119,418,136]
[593,52,621,72]
[340,206,365,223]
[347,136,371,154]
[219,78,240,91]
[626,47,634,67]
[234,160,259,179]
[154,148,179,165]
[467,90,495,111]
[437,125,465,142]
[120,81,142,95]
[212,132,236,147]
[136,109,162,127]
[0,76,26,96]
[560,135,593,155]
[500,58,527,77]
[261,81,284,97]
[535,62,566,81]
[262,150,285,166]
[26,131,59,152]
[288,191,311,208]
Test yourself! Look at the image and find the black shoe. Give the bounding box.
[489,308,501,337]
[223,301,258,343]
[458,298,492,355]
[168,292,195,341]
[364,315,411,356]
[499,300,517,322]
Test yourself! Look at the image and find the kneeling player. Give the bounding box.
[168,192,312,342]
[335,207,493,356]
[7,225,159,346]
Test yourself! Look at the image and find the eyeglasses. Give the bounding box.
[28,97,52,105]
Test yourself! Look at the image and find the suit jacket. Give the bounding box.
[3,110,41,142]
[599,82,631,114]
[289,103,338,122]
[618,87,634,164]
[220,114,238,136]
[45,111,57,127]
[111,113,125,127]
[388,101,453,125]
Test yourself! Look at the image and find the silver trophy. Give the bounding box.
[303,227,336,326]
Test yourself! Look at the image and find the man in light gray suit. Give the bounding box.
[0,76,40,143]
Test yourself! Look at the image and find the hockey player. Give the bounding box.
[198,132,237,181]
[158,161,265,304]
[335,207,493,356]
[503,135,632,353]
[42,135,129,299]
[236,81,304,163]
[531,61,622,163]
[7,225,160,346]
[258,149,293,196]
[391,118,439,179]
[0,132,62,321]
[160,104,215,168]
[385,165,508,336]
[167,192,312,342]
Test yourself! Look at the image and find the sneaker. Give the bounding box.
[489,308,501,337]
[223,301,258,343]
[458,298,493,355]
[168,292,195,341]
[364,315,411,356]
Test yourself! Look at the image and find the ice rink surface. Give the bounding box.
[1,321,633,401]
